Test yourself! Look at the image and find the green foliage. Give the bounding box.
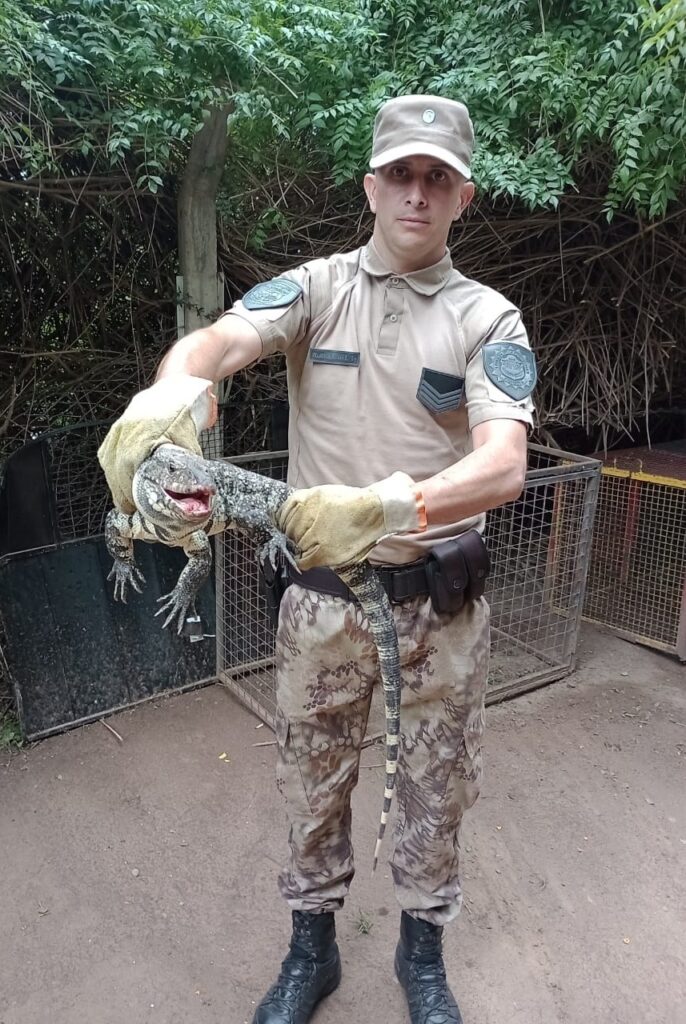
[0,709,23,749]
[1,0,685,216]
[0,0,349,180]
[641,0,686,62]
[275,0,686,217]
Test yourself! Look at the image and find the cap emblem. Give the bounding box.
[422,108,436,124]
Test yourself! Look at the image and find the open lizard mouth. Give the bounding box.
[164,487,214,518]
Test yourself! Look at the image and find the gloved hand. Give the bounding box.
[97,375,217,514]
[276,472,427,570]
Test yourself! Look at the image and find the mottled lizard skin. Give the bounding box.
[104,444,400,869]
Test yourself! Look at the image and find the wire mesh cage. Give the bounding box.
[0,417,231,560]
[217,445,601,726]
[582,443,686,661]
[48,422,114,543]
[0,421,114,558]
[0,418,227,730]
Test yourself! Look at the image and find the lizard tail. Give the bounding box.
[372,732,400,871]
[336,561,401,875]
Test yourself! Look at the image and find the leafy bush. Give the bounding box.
[1,1,684,216]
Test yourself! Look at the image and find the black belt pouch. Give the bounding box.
[458,528,491,600]
[426,531,491,615]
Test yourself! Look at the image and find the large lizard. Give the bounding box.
[104,443,400,870]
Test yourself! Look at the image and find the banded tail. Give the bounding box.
[336,561,401,873]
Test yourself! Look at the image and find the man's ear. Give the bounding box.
[363,172,377,214]
[454,180,475,220]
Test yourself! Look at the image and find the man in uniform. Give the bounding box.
[99,95,536,1024]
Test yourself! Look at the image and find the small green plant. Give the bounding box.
[0,711,23,750]
[355,909,374,936]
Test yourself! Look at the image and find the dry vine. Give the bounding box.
[1,165,685,463]
[218,165,686,454]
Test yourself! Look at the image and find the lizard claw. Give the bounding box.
[108,561,146,603]
[261,531,299,572]
[155,589,191,634]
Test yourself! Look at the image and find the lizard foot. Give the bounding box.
[155,588,193,634]
[108,560,146,603]
[260,531,299,572]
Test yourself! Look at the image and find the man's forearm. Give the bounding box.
[156,316,263,383]
[157,327,224,381]
[419,439,527,526]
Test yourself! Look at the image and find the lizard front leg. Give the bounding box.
[105,509,146,602]
[155,529,212,633]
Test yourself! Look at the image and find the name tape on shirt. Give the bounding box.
[242,279,303,310]
[310,349,361,367]
[483,342,537,401]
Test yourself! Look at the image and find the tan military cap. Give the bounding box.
[370,94,474,179]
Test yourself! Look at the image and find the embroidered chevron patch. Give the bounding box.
[416,368,464,415]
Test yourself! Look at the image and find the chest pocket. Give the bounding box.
[417,367,464,416]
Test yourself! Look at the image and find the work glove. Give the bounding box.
[97,375,217,514]
[276,472,427,570]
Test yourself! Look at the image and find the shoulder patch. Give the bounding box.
[483,342,537,401]
[242,278,302,311]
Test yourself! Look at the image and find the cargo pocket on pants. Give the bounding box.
[439,705,485,830]
[275,710,315,814]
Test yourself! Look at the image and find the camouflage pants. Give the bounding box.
[274,583,490,926]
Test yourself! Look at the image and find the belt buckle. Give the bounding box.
[391,566,415,602]
[374,567,393,601]
[376,563,419,603]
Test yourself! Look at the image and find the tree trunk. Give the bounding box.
[177,104,232,333]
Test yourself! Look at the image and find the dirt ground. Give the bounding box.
[1,621,684,1024]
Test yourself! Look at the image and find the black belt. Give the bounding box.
[285,559,431,604]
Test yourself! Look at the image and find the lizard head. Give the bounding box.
[132,444,216,527]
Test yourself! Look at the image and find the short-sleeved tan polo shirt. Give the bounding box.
[225,241,535,564]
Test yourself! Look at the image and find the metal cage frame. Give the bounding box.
[582,444,686,661]
[216,445,601,728]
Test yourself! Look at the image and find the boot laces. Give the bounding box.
[292,917,314,945]
[269,956,315,1007]
[264,916,328,1010]
[413,957,452,1009]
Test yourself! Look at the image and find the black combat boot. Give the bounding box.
[251,910,341,1024]
[394,911,463,1024]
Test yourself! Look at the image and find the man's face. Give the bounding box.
[364,155,474,272]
